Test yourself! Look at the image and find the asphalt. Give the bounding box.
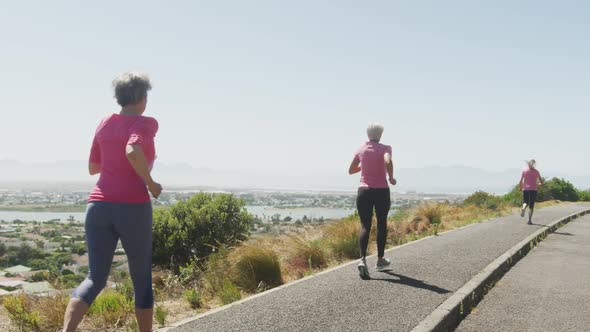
[456,213,590,332]
[171,204,590,332]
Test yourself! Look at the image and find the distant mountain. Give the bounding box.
[0,159,588,194]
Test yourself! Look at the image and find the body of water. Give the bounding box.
[0,211,86,223]
[0,206,355,223]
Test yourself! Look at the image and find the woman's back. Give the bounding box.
[522,167,540,191]
[355,141,392,189]
[89,114,158,203]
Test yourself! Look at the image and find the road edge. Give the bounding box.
[410,207,590,332]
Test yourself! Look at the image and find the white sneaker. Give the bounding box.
[375,258,392,271]
[357,260,369,279]
[520,204,527,217]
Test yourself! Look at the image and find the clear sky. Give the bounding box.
[0,1,588,177]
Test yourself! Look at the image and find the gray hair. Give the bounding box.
[112,71,152,106]
[367,122,384,141]
[526,159,536,169]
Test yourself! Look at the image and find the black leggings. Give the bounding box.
[523,190,538,209]
[357,187,391,258]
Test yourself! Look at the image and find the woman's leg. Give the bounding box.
[374,188,391,259]
[357,188,374,259]
[522,191,531,218]
[65,202,118,332]
[116,202,154,332]
[62,298,88,332]
[528,191,538,223]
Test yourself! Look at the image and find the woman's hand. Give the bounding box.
[148,181,162,199]
[389,178,397,186]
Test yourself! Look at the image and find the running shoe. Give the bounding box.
[375,258,392,271]
[520,204,527,217]
[357,260,370,279]
[527,220,533,225]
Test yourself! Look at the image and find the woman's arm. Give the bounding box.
[518,173,525,191]
[348,157,361,175]
[385,153,396,185]
[126,144,162,198]
[89,136,101,175]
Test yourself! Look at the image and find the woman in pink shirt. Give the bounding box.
[63,72,162,332]
[348,123,396,279]
[519,159,544,225]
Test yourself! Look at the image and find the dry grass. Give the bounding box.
[324,218,361,260]
[35,293,69,332]
[228,243,283,292]
[285,233,329,278]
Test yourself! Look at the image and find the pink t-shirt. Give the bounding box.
[354,141,392,189]
[522,167,541,191]
[88,114,158,203]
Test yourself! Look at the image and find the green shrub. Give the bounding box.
[230,245,283,292]
[61,269,75,276]
[155,305,168,327]
[2,294,41,331]
[30,271,50,282]
[152,193,254,269]
[541,178,579,201]
[504,177,580,204]
[503,185,523,206]
[184,289,202,309]
[88,290,133,328]
[218,278,241,305]
[55,273,85,289]
[464,191,502,210]
[578,190,590,202]
[178,259,202,286]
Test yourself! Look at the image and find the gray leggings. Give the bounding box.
[72,201,154,309]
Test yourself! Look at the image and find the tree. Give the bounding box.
[34,239,45,250]
[70,243,87,256]
[152,193,254,269]
[17,243,35,264]
[0,242,5,257]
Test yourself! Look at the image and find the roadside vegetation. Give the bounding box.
[1,180,588,331]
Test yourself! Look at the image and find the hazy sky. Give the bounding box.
[1,1,588,177]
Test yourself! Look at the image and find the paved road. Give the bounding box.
[172,204,590,332]
[456,213,590,332]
